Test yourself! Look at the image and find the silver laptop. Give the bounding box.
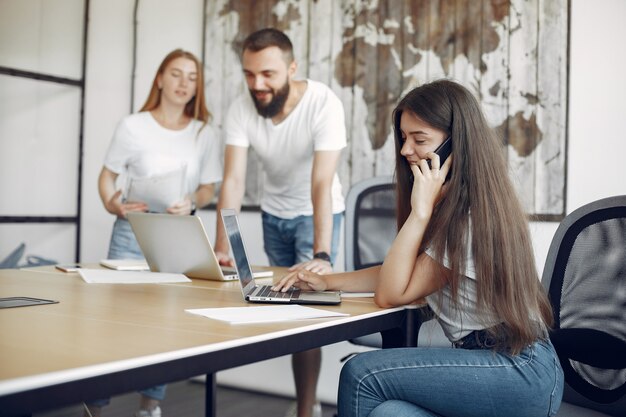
[127,212,273,281]
[220,208,341,305]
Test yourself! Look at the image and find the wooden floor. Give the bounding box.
[36,380,338,417]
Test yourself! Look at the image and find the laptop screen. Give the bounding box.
[221,210,255,289]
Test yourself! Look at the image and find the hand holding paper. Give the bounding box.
[125,165,186,213]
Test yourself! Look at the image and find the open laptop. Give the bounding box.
[126,212,273,281]
[220,208,341,305]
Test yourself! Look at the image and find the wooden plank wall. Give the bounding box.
[204,0,568,218]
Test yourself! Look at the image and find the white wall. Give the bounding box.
[0,0,84,264]
[1,0,625,406]
[567,0,626,209]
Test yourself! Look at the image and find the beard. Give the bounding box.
[249,80,290,118]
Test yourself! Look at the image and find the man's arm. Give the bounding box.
[290,149,342,274]
[214,145,248,265]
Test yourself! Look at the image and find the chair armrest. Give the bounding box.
[550,328,626,369]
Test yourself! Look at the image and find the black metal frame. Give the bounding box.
[0,0,89,262]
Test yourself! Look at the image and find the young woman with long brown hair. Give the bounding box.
[92,49,222,417]
[274,79,564,417]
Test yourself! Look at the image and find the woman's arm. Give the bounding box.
[375,156,452,307]
[193,183,215,208]
[167,183,216,215]
[376,243,450,307]
[272,265,381,293]
[98,167,147,218]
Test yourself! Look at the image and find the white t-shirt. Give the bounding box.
[104,112,223,197]
[225,79,346,219]
[425,243,501,342]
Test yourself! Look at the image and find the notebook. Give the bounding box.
[220,208,341,305]
[126,212,273,281]
[99,259,150,271]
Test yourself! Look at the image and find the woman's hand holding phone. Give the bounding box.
[427,136,452,169]
[409,146,452,220]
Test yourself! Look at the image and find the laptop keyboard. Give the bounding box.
[256,285,301,300]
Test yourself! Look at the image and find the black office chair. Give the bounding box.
[344,176,449,349]
[542,195,626,417]
[345,176,397,272]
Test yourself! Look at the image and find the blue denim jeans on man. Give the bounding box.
[261,211,343,266]
[338,339,563,417]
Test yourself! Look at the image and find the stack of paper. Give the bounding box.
[100,259,150,271]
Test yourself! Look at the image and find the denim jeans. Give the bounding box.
[90,218,164,407]
[261,211,343,266]
[107,218,145,260]
[338,339,564,417]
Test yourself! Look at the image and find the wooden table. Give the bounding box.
[0,266,415,417]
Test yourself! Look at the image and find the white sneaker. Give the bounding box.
[284,401,322,417]
[134,406,161,417]
[312,402,322,417]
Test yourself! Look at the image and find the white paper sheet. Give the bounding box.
[125,165,186,213]
[185,305,349,324]
[78,268,190,284]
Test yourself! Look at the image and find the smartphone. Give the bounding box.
[55,264,82,272]
[427,136,452,169]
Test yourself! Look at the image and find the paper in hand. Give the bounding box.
[125,165,186,213]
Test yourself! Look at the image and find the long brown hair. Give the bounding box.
[393,79,553,354]
[140,49,211,123]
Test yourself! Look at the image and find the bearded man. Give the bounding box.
[214,28,346,417]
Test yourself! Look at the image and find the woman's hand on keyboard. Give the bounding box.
[272,269,327,293]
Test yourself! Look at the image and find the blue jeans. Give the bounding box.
[91,218,164,407]
[338,339,564,417]
[107,218,144,260]
[262,211,343,266]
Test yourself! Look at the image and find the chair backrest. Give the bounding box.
[542,195,626,415]
[0,243,25,269]
[345,176,396,271]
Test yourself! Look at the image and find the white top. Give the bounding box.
[225,79,346,218]
[104,112,223,196]
[425,243,501,342]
